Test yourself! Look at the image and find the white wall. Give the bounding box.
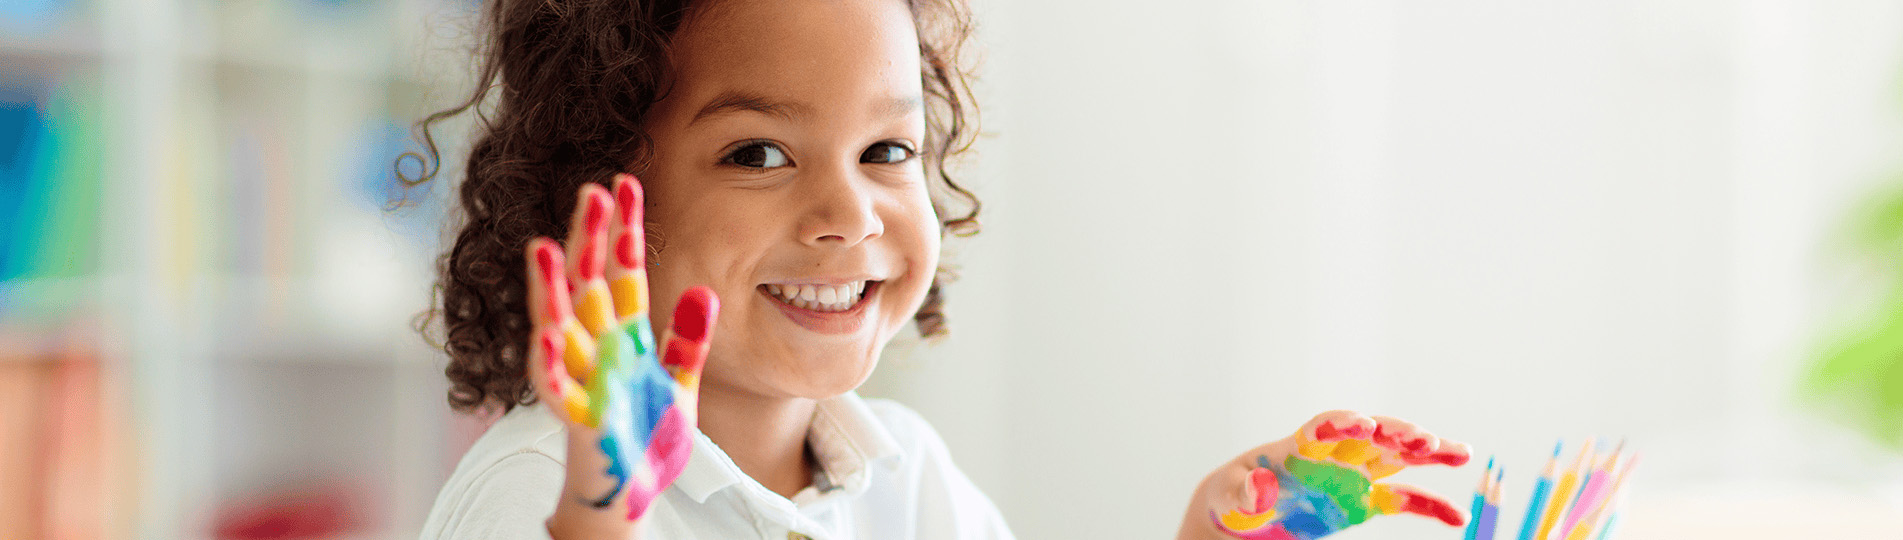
[860,1,1903,538]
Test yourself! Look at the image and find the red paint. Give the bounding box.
[1392,486,1464,526]
[1314,422,1344,442]
[663,339,705,374]
[615,175,643,229]
[1247,467,1279,513]
[671,286,718,342]
[541,329,565,392]
[615,233,640,268]
[578,191,611,281]
[1373,424,1399,447]
[1315,420,1370,442]
[536,243,571,321]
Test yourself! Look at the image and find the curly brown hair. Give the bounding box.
[404,0,982,414]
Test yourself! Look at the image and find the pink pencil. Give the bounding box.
[1556,441,1622,538]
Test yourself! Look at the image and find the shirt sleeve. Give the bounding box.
[423,452,564,540]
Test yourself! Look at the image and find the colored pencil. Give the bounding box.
[1464,457,1493,540]
[1567,454,1638,540]
[1557,440,1621,537]
[1515,441,1562,540]
[1535,439,1594,540]
[1477,466,1504,540]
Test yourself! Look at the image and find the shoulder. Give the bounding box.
[856,397,1016,539]
[860,397,942,451]
[420,404,567,540]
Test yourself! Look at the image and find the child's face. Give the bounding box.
[638,0,938,400]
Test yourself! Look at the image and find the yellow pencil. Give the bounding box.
[1565,453,1638,540]
[1535,439,1594,540]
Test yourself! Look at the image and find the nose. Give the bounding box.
[796,162,883,248]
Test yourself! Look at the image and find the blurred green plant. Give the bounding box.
[1806,181,1903,453]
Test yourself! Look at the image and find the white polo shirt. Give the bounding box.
[420,392,1014,540]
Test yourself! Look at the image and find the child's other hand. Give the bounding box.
[1178,411,1472,540]
[524,175,718,539]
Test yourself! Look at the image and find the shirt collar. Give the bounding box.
[672,391,902,504]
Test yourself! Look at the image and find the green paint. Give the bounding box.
[1283,456,1374,525]
[623,318,654,356]
[588,328,638,425]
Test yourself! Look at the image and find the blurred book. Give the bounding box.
[0,324,119,540]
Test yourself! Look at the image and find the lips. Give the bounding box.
[757,280,883,335]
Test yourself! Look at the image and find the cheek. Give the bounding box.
[885,194,943,318]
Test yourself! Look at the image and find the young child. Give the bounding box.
[414,1,1474,539]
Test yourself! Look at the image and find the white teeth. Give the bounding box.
[765,281,872,313]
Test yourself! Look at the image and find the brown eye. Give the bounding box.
[724,142,791,168]
[860,141,915,164]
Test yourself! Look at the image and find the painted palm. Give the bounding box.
[527,176,717,521]
[1210,412,1471,540]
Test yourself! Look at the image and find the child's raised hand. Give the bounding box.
[523,174,718,538]
[1180,411,1472,540]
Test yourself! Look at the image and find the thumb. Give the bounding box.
[659,286,718,401]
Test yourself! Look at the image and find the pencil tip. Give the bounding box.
[1552,440,1564,458]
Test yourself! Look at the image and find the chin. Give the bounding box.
[775,345,882,398]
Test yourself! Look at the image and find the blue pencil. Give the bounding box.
[1477,466,1503,540]
[1464,457,1493,540]
[1516,441,1562,540]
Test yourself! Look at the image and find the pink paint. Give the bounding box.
[1246,467,1278,513]
[629,406,692,520]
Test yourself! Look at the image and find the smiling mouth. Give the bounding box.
[759,281,881,313]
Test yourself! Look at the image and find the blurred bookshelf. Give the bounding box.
[2,0,476,539]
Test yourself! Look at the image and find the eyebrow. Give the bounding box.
[690,92,809,126]
[687,91,925,126]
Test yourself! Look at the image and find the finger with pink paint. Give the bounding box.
[1179,411,1472,540]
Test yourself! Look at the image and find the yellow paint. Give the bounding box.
[554,376,594,427]
[612,273,649,321]
[1297,431,1339,460]
[561,320,596,383]
[1219,508,1278,532]
[1365,457,1406,480]
[1330,439,1382,465]
[577,284,616,335]
[1370,484,1403,515]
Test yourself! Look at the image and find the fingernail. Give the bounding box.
[672,286,719,342]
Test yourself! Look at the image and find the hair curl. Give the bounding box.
[405,0,982,414]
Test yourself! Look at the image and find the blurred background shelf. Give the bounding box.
[3,0,470,538]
